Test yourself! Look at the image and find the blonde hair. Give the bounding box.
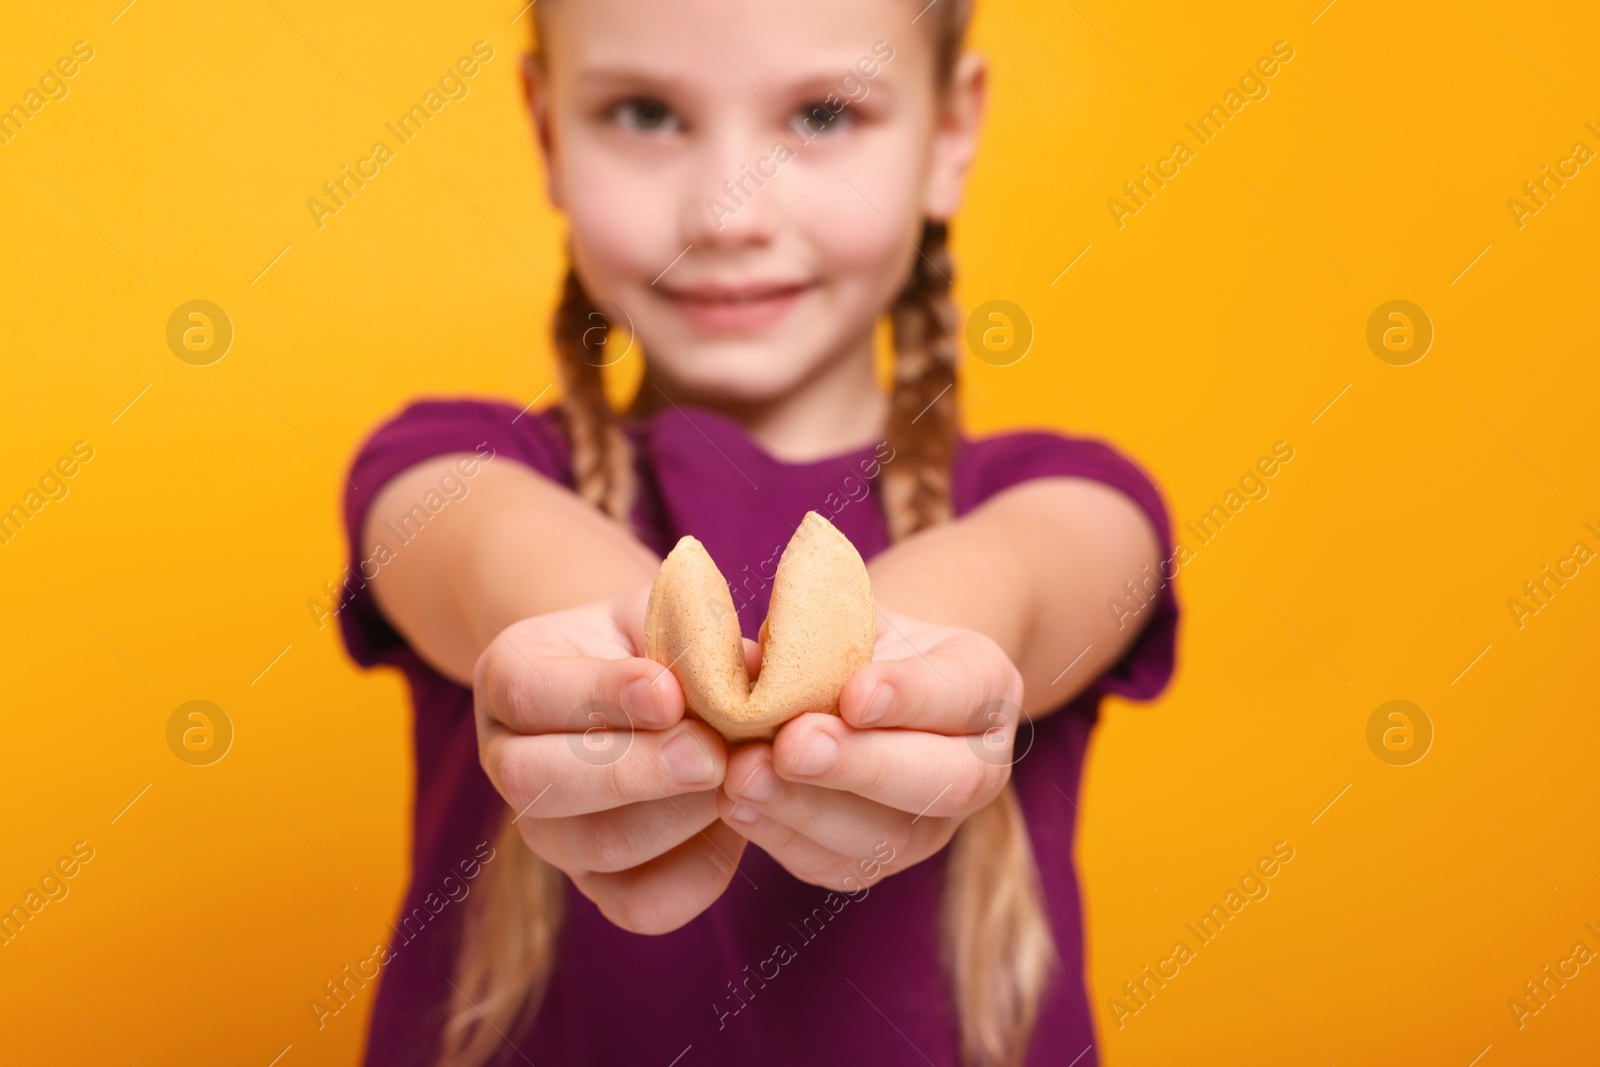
[435,4,1057,1064]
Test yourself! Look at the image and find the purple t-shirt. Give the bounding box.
[337,398,1178,1067]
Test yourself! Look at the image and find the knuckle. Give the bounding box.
[493,741,553,814]
[503,667,548,731]
[515,818,561,867]
[599,743,654,806]
[955,667,991,725]
[479,641,519,715]
[478,734,510,793]
[974,632,1021,702]
[983,762,1013,803]
[889,821,919,863]
[606,887,677,935]
[584,817,641,873]
[855,748,895,800]
[1000,660,1025,708]
[800,865,842,892]
[768,820,805,854]
[946,768,987,813]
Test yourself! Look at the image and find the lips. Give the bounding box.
[659,280,814,334]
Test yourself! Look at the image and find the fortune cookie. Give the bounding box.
[644,511,876,743]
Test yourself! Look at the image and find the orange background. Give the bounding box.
[2,1,1596,1064]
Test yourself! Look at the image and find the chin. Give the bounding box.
[646,339,814,408]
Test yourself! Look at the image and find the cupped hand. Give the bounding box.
[714,605,1025,892]
[473,584,757,934]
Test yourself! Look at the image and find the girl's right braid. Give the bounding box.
[884,219,1059,1067]
[882,220,961,542]
[553,266,636,525]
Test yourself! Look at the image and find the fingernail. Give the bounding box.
[789,729,839,777]
[726,802,759,825]
[621,677,662,725]
[736,762,781,804]
[856,682,895,726]
[662,729,715,786]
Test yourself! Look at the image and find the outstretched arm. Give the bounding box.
[864,475,1164,715]
[364,454,661,685]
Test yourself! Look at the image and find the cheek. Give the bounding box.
[559,139,684,298]
[792,137,925,306]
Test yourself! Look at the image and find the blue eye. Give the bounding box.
[615,97,679,133]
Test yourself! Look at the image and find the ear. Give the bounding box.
[521,52,566,210]
[921,51,988,222]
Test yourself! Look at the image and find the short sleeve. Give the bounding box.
[334,398,573,670]
[954,429,1179,705]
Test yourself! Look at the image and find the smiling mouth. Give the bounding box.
[660,281,814,304]
[658,280,815,333]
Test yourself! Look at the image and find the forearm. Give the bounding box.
[365,455,659,685]
[866,477,1163,715]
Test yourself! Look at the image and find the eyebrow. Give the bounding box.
[571,64,695,96]
[572,61,897,104]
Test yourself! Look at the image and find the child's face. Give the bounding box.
[528,0,984,406]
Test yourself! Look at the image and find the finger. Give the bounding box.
[722,746,941,863]
[715,799,860,891]
[839,629,1022,734]
[481,719,727,818]
[522,791,719,874]
[479,640,684,735]
[572,820,748,934]
[771,714,1010,818]
[610,582,655,654]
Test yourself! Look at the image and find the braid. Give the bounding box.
[883,220,961,543]
[884,220,1059,1067]
[553,265,636,524]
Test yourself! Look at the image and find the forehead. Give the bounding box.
[537,0,931,96]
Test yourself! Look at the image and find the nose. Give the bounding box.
[680,121,783,250]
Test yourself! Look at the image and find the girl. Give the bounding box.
[338,1,1177,1064]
